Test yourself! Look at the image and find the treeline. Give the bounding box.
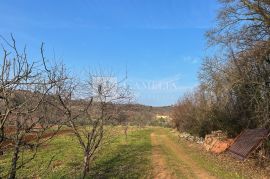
[117,104,172,127]
[172,0,270,138]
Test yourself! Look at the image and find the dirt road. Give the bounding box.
[151,130,216,179]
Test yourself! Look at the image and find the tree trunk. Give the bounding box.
[124,125,128,141]
[0,126,4,144]
[8,143,20,179]
[82,153,90,179]
[0,126,4,156]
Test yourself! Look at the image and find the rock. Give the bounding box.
[203,130,233,154]
[196,137,204,144]
[187,136,195,142]
[210,139,234,154]
[178,132,204,144]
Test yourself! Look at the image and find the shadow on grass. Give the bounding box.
[88,131,152,179]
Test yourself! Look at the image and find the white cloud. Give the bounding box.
[182,56,200,64]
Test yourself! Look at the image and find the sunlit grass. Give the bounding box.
[165,129,244,179]
[0,127,153,178]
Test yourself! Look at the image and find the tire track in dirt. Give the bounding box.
[151,131,216,179]
[151,133,176,179]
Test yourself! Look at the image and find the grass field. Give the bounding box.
[0,127,269,179]
[0,127,152,178]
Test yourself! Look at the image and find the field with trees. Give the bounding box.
[1,127,269,178]
[1,0,270,178]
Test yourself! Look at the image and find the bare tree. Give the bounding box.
[172,0,270,163]
[117,111,129,140]
[206,0,270,129]
[0,35,65,179]
[207,0,270,50]
[55,70,132,178]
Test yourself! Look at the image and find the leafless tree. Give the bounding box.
[54,70,132,178]
[172,0,270,162]
[207,0,270,50]
[0,35,65,179]
[117,111,129,140]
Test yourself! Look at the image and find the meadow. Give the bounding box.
[1,127,268,179]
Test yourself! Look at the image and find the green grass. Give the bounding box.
[0,133,83,178]
[159,142,194,179]
[1,127,261,179]
[88,128,152,178]
[165,129,245,179]
[0,127,153,179]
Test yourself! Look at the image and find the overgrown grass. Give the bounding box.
[0,127,153,178]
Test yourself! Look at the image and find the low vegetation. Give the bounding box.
[2,127,268,178]
[0,127,152,178]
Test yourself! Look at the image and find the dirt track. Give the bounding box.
[151,131,216,179]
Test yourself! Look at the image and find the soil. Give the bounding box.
[151,132,216,179]
[0,129,72,150]
[151,133,176,179]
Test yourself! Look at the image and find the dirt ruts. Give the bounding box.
[151,131,216,179]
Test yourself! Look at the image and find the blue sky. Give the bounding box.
[0,0,219,106]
